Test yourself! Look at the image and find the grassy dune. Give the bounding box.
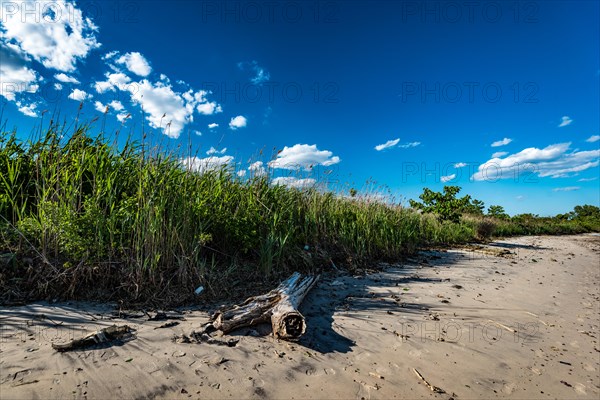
[1,124,598,305]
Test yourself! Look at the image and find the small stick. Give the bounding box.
[412,368,445,394]
[487,319,516,333]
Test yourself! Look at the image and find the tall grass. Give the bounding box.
[0,124,597,305]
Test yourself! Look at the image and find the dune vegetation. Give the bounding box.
[1,122,598,306]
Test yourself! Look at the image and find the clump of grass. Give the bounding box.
[0,122,598,306]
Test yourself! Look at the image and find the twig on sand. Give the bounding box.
[412,368,446,394]
[487,319,517,333]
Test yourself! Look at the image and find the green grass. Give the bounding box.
[1,123,598,305]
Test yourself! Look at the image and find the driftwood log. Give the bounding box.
[211,272,319,340]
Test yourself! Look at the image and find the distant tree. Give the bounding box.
[349,188,357,197]
[409,186,472,222]
[487,205,509,219]
[464,198,485,215]
[573,205,600,219]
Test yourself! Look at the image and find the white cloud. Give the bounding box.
[116,113,130,123]
[375,138,400,151]
[558,116,572,127]
[94,101,108,113]
[272,177,316,189]
[206,147,227,155]
[102,51,118,60]
[68,88,92,101]
[269,144,341,170]
[441,174,456,183]
[248,161,267,176]
[492,151,508,158]
[578,177,598,182]
[553,186,580,192]
[454,162,467,168]
[54,73,80,84]
[237,170,247,177]
[398,141,421,148]
[0,43,40,102]
[109,100,124,111]
[472,142,600,181]
[208,123,219,129]
[116,52,152,77]
[16,101,38,117]
[94,72,131,93]
[54,83,63,90]
[229,115,247,130]
[128,80,195,139]
[95,100,125,113]
[238,61,270,85]
[180,155,234,174]
[586,135,600,143]
[197,101,222,115]
[0,0,99,72]
[491,138,512,147]
[516,195,525,200]
[194,130,202,136]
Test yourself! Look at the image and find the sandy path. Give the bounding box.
[1,234,598,399]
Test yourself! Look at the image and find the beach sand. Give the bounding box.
[1,234,599,399]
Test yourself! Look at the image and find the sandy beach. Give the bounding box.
[1,234,598,399]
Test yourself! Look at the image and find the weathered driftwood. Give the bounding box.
[211,272,319,340]
[52,325,134,352]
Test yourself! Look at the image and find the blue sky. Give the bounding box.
[1,0,598,216]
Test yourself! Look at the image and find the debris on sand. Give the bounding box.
[412,368,446,394]
[52,325,135,352]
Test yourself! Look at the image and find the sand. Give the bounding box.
[1,234,599,399]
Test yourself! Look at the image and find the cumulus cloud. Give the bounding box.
[441,174,456,183]
[491,138,512,147]
[0,43,40,102]
[238,61,270,85]
[94,99,125,114]
[16,101,38,117]
[196,101,222,115]
[109,100,124,111]
[472,142,600,181]
[94,101,108,113]
[208,123,219,129]
[128,80,195,138]
[180,155,234,174]
[248,161,267,176]
[206,147,227,155]
[68,88,92,101]
[272,177,316,189]
[492,151,508,158]
[0,0,99,72]
[54,73,80,84]
[92,50,222,138]
[586,135,600,143]
[454,162,467,168]
[269,144,341,170]
[553,186,580,192]
[375,138,399,151]
[94,72,131,93]
[116,52,152,77]
[229,115,247,130]
[558,116,572,127]
[116,113,130,123]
